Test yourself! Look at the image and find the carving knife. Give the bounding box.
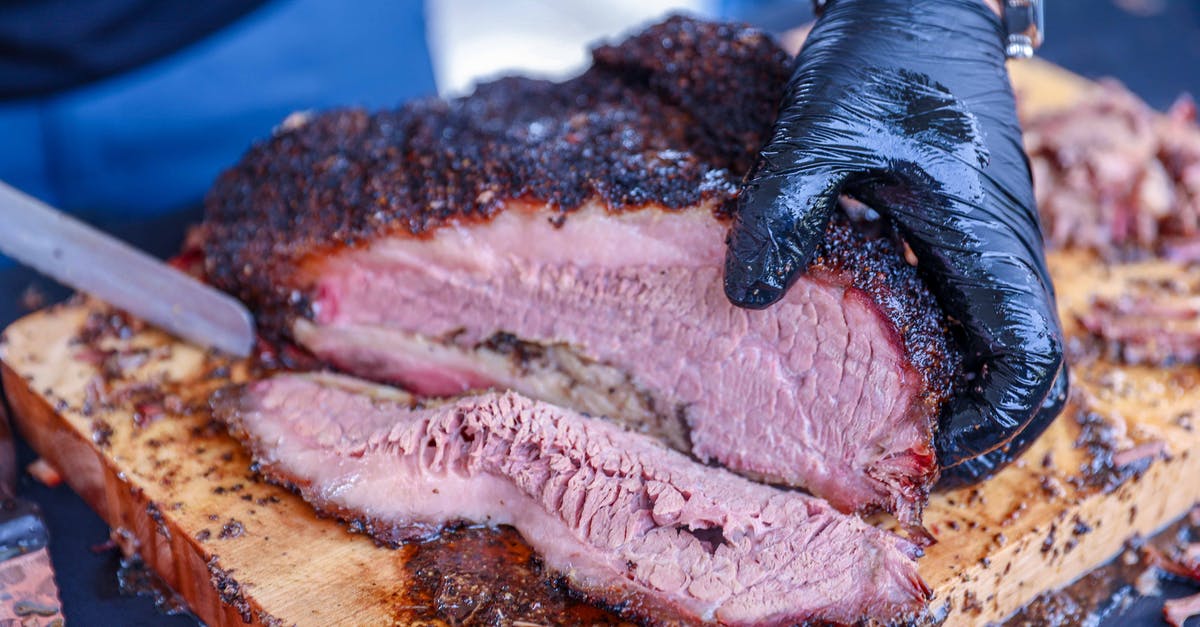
[0,400,64,626]
[0,180,254,357]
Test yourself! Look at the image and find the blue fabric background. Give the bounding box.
[0,0,434,222]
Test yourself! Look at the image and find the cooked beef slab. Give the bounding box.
[218,373,930,626]
[202,17,958,524]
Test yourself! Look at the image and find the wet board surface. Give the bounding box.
[4,59,1199,626]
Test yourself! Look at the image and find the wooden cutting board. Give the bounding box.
[3,59,1198,627]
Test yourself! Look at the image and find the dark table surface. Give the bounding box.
[2,2,1199,625]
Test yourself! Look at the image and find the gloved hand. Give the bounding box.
[724,0,1067,487]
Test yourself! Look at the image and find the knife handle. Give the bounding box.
[0,547,63,626]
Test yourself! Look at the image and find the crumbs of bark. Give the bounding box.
[91,419,114,447]
[219,520,245,540]
[256,610,286,627]
[72,310,145,346]
[1040,474,1065,499]
[961,590,983,615]
[207,556,253,623]
[146,502,171,541]
[65,306,218,431]
[189,417,227,440]
[1042,523,1058,555]
[1070,409,1153,493]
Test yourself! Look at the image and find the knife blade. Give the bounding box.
[0,180,254,357]
[0,399,64,626]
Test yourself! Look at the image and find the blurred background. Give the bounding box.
[0,0,1198,624]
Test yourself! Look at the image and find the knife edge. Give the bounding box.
[0,181,254,357]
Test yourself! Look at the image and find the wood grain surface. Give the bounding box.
[3,60,1197,626]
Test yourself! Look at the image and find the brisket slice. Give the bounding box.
[1024,81,1200,259]
[202,16,959,524]
[217,373,930,626]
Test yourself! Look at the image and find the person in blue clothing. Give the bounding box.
[0,0,1065,483]
[0,0,436,218]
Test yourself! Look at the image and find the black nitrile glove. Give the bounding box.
[724,0,1068,487]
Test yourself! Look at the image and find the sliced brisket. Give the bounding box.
[202,17,959,524]
[1024,81,1200,259]
[217,373,930,626]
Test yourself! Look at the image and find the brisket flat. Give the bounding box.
[217,373,930,626]
[202,17,959,524]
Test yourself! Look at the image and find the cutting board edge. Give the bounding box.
[1,362,276,627]
[929,448,1200,625]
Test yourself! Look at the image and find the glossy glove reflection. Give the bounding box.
[724,0,1067,487]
